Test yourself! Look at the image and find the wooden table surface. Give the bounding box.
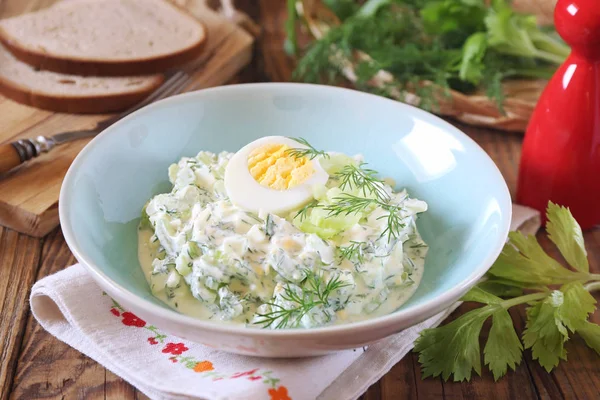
[1,1,600,399]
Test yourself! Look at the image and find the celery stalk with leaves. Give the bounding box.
[287,0,570,110]
[414,202,600,381]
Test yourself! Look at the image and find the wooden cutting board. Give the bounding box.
[0,0,255,237]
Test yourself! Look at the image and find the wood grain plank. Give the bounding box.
[410,353,446,399]
[0,101,53,141]
[9,229,137,400]
[258,0,295,82]
[379,359,418,399]
[360,379,382,400]
[0,228,42,400]
[134,389,152,400]
[103,370,137,400]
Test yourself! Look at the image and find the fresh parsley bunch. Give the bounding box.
[414,202,600,381]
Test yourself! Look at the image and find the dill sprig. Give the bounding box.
[325,193,405,242]
[295,199,319,221]
[286,137,330,160]
[255,270,350,329]
[291,161,405,242]
[324,193,377,216]
[336,162,390,202]
[378,203,406,242]
[338,241,366,264]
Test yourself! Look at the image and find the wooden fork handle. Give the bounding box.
[0,143,25,175]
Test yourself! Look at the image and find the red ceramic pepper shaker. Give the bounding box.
[516,0,600,230]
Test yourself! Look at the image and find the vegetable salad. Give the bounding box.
[138,138,428,329]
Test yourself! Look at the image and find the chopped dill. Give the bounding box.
[378,203,406,242]
[254,269,350,329]
[290,160,407,243]
[294,200,319,221]
[324,193,406,243]
[324,193,376,216]
[338,241,366,264]
[335,162,390,202]
[265,214,276,238]
[286,137,330,160]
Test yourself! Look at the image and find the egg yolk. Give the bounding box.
[247,144,314,190]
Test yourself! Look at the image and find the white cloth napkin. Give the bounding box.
[30,204,540,400]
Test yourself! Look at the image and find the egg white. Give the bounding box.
[224,136,329,215]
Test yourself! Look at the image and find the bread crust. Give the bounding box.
[0,72,165,113]
[0,26,207,77]
[0,0,208,77]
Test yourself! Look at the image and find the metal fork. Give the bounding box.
[1,63,207,175]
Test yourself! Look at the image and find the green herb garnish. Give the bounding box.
[291,158,407,242]
[295,200,319,221]
[255,270,351,328]
[287,137,330,160]
[414,202,600,381]
[339,241,366,264]
[377,203,406,242]
[336,162,390,202]
[324,193,377,216]
[265,214,276,238]
[324,193,405,242]
[288,0,569,111]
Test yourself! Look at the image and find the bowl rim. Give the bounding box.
[59,82,512,338]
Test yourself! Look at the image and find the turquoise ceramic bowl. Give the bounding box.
[60,83,511,357]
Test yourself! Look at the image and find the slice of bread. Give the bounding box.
[0,0,207,76]
[0,43,164,113]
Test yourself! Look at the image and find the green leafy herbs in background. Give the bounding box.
[286,0,570,111]
[414,202,600,381]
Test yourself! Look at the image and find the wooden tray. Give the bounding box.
[0,0,254,237]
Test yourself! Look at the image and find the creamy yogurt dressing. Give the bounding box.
[138,150,427,329]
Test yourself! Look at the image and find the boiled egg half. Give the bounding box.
[224,136,329,215]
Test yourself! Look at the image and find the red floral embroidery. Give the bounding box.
[104,294,288,395]
[121,312,146,327]
[162,342,189,355]
[269,386,291,400]
[231,368,259,379]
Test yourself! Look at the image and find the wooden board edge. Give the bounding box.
[195,26,254,89]
[0,200,57,238]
